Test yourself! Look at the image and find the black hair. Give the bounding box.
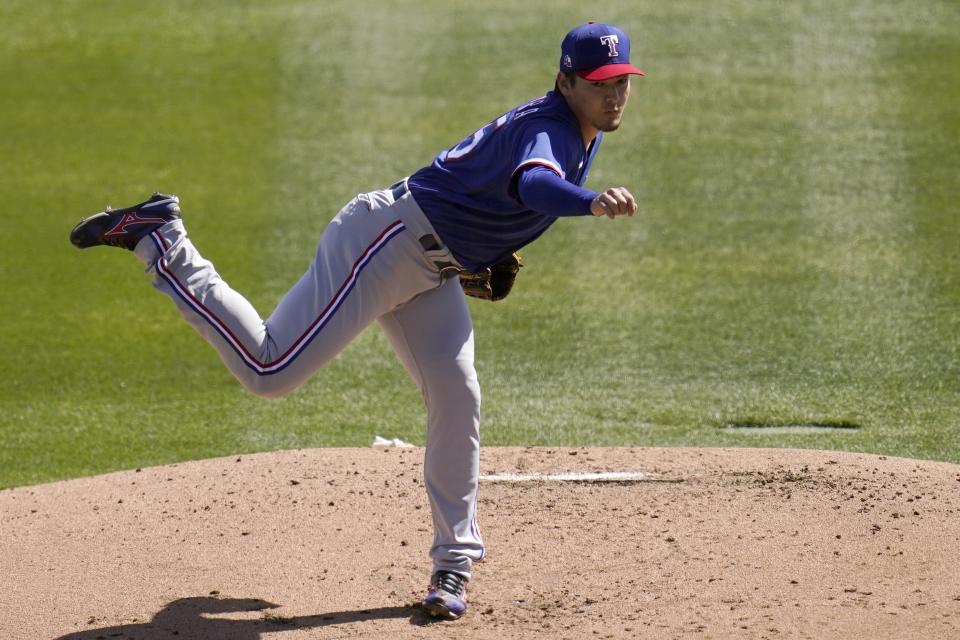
[554,71,577,93]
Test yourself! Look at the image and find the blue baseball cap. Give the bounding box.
[559,22,645,81]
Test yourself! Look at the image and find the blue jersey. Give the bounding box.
[408,90,602,272]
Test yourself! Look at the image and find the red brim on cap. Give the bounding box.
[576,63,646,81]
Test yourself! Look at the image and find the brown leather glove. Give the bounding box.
[459,253,523,302]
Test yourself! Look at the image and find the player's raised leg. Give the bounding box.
[72,192,441,398]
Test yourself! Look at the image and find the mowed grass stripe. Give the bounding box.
[891,5,960,459]
[789,3,915,418]
[786,3,960,457]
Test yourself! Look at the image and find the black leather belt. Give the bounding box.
[390,180,408,201]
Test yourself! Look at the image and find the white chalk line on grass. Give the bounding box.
[479,471,654,483]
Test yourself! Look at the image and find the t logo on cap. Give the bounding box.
[600,34,620,57]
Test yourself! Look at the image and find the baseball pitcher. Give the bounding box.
[69,22,643,620]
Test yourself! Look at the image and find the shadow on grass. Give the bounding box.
[55,595,441,639]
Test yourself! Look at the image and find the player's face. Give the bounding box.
[562,74,632,138]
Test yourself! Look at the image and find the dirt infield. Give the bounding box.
[2,447,959,639]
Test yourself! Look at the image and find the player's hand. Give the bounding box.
[590,187,637,219]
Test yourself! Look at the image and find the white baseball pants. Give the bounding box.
[134,184,484,578]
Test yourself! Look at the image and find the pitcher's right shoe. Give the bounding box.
[70,193,181,250]
[422,571,468,620]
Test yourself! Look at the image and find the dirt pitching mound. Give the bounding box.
[2,447,959,639]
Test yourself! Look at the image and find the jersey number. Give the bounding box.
[444,114,509,161]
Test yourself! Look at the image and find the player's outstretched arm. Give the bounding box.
[516,166,637,220]
[590,187,637,219]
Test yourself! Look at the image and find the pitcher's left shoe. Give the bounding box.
[422,570,468,620]
[70,193,181,250]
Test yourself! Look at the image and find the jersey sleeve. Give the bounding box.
[516,165,596,216]
[508,120,583,202]
[512,129,569,179]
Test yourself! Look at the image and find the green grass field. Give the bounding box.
[1,0,958,488]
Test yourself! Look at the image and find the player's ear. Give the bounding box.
[556,72,572,96]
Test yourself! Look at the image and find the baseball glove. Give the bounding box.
[459,252,523,302]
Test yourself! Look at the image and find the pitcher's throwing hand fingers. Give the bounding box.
[591,187,637,218]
